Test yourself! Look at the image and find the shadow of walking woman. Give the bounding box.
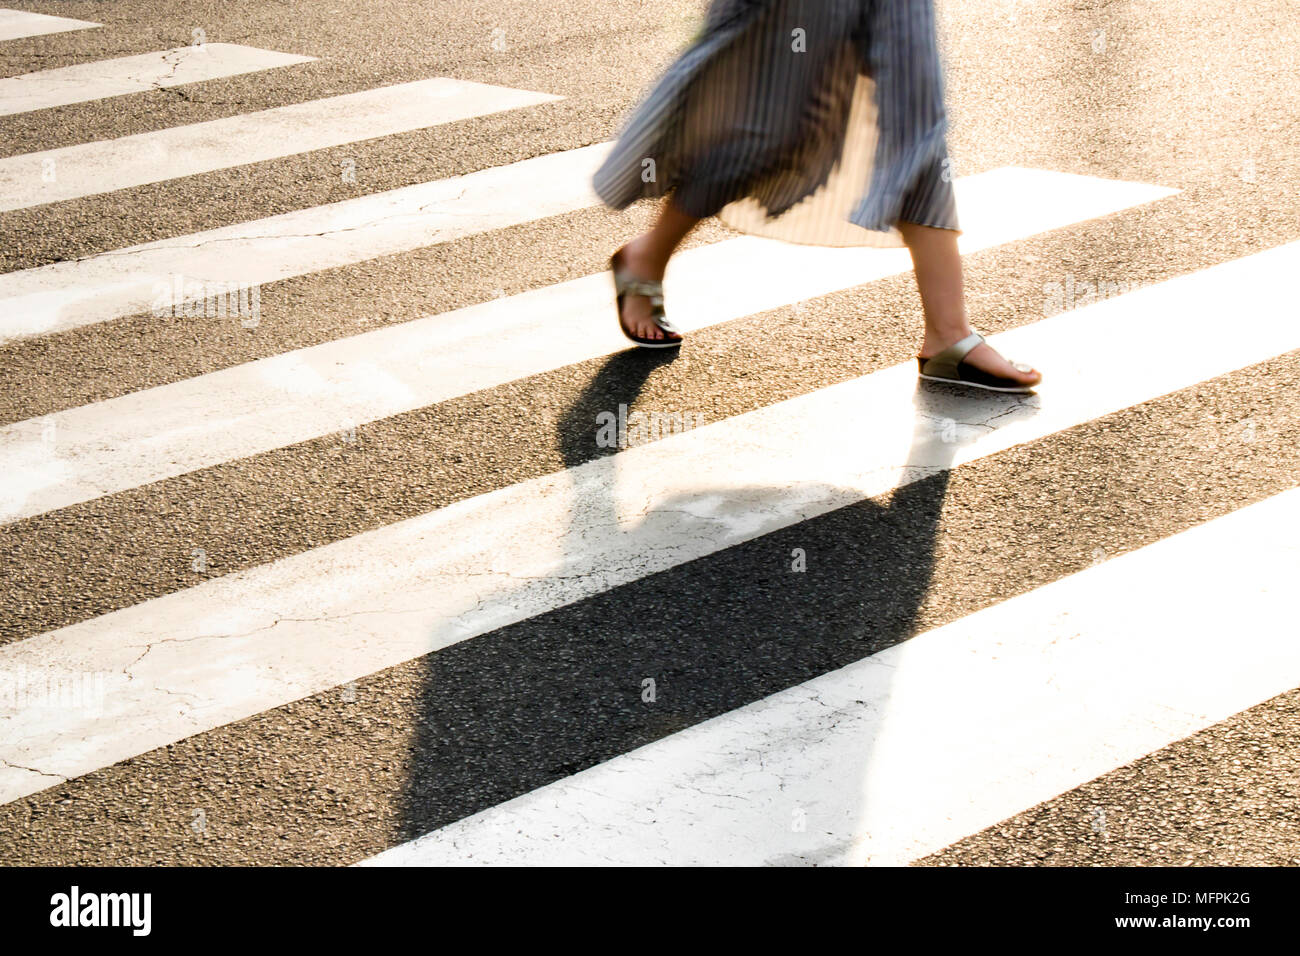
[391,343,1033,862]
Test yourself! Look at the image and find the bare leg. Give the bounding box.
[617,197,700,341]
[896,220,1041,386]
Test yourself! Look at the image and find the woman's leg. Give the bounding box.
[896,220,1041,386]
[617,197,700,341]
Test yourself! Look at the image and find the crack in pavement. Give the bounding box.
[147,47,195,102]
[0,756,66,782]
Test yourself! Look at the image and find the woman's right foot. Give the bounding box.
[918,330,1041,392]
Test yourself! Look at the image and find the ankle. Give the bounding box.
[623,235,670,278]
[921,323,973,355]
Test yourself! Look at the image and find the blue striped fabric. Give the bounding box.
[592,0,960,248]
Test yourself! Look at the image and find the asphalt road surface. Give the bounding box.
[0,0,1297,866]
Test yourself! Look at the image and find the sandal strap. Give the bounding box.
[653,312,681,335]
[615,270,677,332]
[615,275,665,308]
[919,331,984,379]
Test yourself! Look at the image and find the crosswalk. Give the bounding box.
[0,167,1174,520]
[1,12,1296,866]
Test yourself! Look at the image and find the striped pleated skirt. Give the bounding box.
[592,0,960,247]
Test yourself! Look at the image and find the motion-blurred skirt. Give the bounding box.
[592,0,960,247]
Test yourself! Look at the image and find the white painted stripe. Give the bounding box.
[0,240,1296,806]
[362,488,1300,867]
[0,167,1176,523]
[0,9,99,42]
[0,43,315,116]
[0,77,562,213]
[0,141,605,344]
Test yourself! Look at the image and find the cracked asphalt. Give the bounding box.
[0,0,1297,866]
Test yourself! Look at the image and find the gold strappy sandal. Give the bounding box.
[610,247,683,349]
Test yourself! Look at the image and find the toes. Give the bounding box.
[620,304,681,344]
[1009,360,1040,383]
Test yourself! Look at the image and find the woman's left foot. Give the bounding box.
[610,245,683,349]
[918,331,1041,393]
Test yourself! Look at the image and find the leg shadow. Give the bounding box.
[394,350,1035,861]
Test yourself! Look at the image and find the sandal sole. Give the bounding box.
[918,373,1037,394]
[624,336,684,349]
